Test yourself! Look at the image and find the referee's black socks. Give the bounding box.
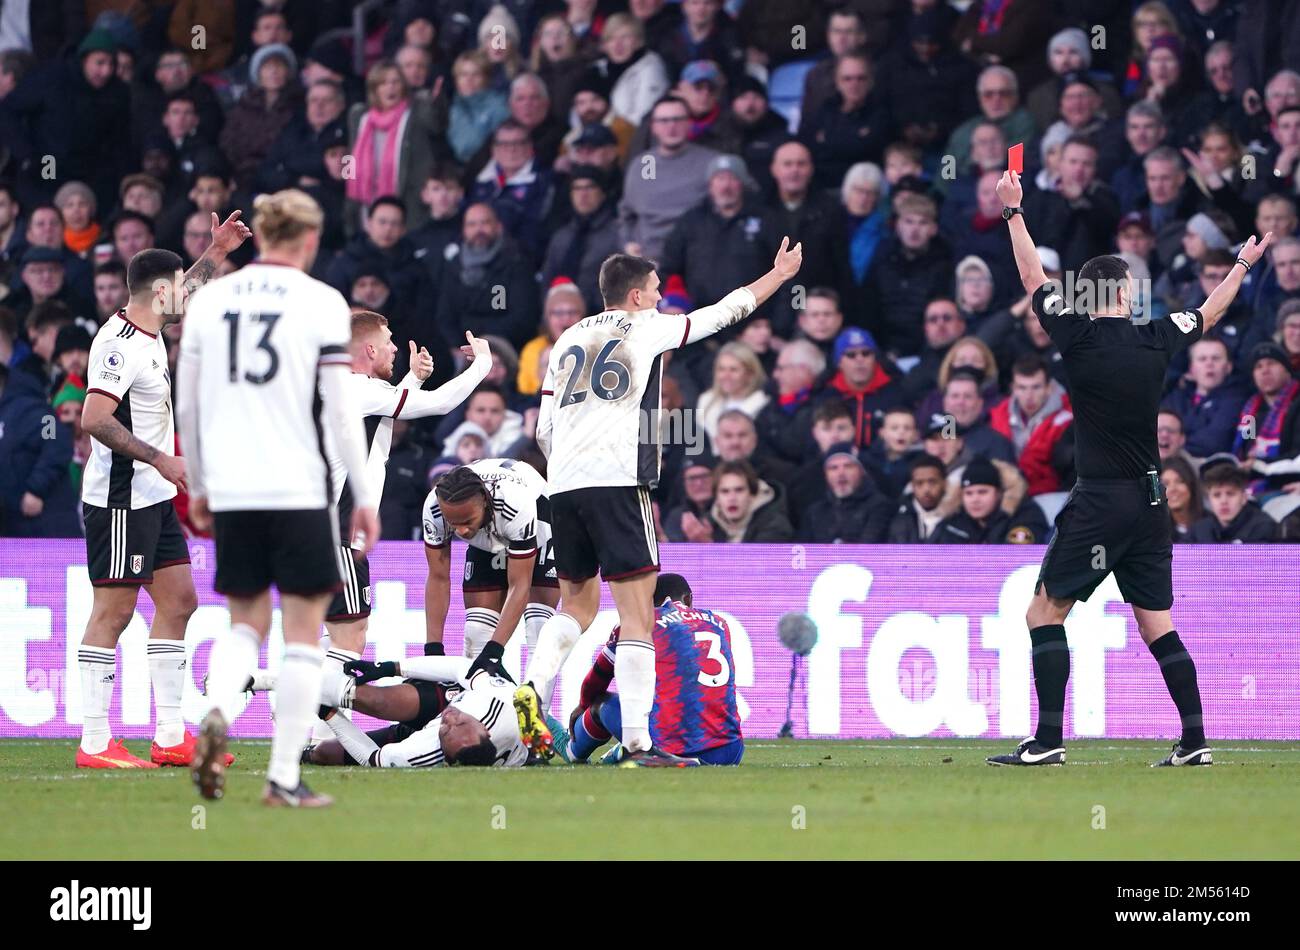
[1148,631,1206,749]
[1030,624,1069,748]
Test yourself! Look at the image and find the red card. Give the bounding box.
[1008,143,1023,175]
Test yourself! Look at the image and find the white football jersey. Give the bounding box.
[406,673,528,768]
[539,295,753,493]
[179,263,352,511]
[422,458,551,557]
[82,311,177,509]
[327,372,410,528]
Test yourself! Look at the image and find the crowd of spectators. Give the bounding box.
[1,0,1298,545]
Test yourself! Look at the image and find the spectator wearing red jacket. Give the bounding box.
[989,354,1074,495]
[821,327,905,449]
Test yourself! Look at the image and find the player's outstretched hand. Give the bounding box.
[344,659,399,685]
[153,453,187,492]
[467,641,515,684]
[1238,231,1274,268]
[190,495,213,533]
[996,170,1023,208]
[209,210,252,255]
[459,331,493,364]
[351,506,380,554]
[409,340,434,381]
[773,236,803,280]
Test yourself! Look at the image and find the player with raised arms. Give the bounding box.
[178,189,378,807]
[986,168,1272,768]
[75,212,251,770]
[316,311,493,722]
[421,460,560,684]
[514,236,802,766]
[566,573,744,766]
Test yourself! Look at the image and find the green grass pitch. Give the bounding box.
[3,739,1298,860]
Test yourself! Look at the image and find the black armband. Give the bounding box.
[423,641,445,656]
[1236,258,1251,271]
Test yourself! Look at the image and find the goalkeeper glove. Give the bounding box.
[467,641,515,684]
[343,659,399,685]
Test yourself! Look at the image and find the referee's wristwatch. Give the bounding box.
[1001,206,1024,221]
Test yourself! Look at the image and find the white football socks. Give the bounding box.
[400,655,471,682]
[205,623,261,724]
[315,641,359,741]
[616,639,656,753]
[147,640,187,747]
[326,712,380,765]
[267,643,322,789]
[78,645,116,754]
[523,611,583,707]
[523,603,555,654]
[463,607,500,659]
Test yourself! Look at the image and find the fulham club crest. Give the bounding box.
[131,555,144,574]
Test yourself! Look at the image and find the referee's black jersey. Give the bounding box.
[1032,284,1203,479]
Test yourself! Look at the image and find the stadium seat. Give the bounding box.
[767,57,821,133]
[1034,491,1069,524]
[1263,493,1300,523]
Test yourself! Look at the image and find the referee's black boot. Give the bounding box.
[1153,743,1213,767]
[987,736,1066,766]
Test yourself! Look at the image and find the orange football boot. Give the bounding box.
[151,730,235,767]
[76,738,159,769]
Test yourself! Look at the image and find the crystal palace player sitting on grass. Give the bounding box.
[516,237,801,768]
[986,168,1273,769]
[421,461,560,685]
[565,573,743,767]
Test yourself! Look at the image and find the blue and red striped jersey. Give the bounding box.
[585,600,742,755]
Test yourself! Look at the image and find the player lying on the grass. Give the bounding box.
[311,656,546,767]
[565,573,743,767]
[517,237,803,768]
[317,313,493,737]
[421,460,559,684]
[75,212,250,770]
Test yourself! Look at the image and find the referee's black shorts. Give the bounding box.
[551,485,659,583]
[213,508,341,598]
[1036,478,1174,611]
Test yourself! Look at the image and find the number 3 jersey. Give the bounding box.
[539,293,754,494]
[422,458,552,557]
[179,263,352,511]
[586,601,742,756]
[83,310,176,509]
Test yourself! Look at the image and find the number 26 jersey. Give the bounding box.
[179,262,352,511]
[540,308,691,494]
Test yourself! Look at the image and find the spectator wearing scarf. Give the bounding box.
[1235,342,1300,493]
[348,58,440,230]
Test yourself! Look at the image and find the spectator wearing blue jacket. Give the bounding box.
[1162,337,1252,458]
[0,365,80,538]
[466,119,556,266]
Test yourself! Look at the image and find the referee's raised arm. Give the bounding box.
[1198,231,1274,332]
[995,171,1049,297]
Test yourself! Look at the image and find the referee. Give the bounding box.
[986,169,1273,768]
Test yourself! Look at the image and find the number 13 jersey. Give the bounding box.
[180,262,352,511]
[540,308,692,494]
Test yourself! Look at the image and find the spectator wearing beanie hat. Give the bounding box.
[929,456,1048,544]
[51,379,90,494]
[1027,28,1126,133]
[659,154,774,318]
[5,29,131,214]
[713,75,788,196]
[1234,341,1300,494]
[822,328,905,449]
[799,441,894,543]
[540,166,621,312]
[51,323,93,385]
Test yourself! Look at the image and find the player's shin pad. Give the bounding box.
[522,612,583,707]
